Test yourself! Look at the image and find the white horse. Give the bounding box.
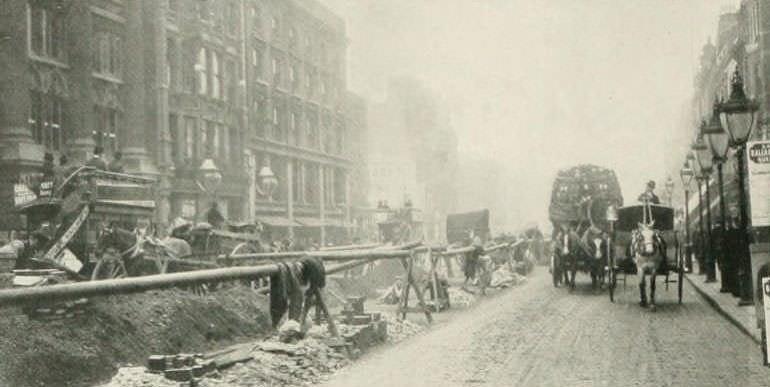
[630,220,665,311]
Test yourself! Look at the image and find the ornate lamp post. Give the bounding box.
[690,144,707,276]
[694,132,717,282]
[703,100,732,293]
[664,177,674,206]
[198,157,223,225]
[254,156,279,200]
[680,161,694,273]
[718,68,759,306]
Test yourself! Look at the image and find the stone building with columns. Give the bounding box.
[0,0,366,245]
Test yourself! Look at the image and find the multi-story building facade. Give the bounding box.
[368,77,458,242]
[0,0,366,245]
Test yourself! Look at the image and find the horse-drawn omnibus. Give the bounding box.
[548,164,623,291]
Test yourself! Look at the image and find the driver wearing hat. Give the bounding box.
[638,180,661,204]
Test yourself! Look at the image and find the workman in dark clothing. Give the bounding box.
[85,146,108,170]
[206,202,225,229]
[107,151,125,173]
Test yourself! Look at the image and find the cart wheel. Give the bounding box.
[607,254,615,303]
[91,256,128,280]
[231,242,257,256]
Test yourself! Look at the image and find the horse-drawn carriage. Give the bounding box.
[11,166,203,280]
[549,164,623,291]
[610,202,683,306]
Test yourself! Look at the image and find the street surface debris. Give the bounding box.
[320,269,769,387]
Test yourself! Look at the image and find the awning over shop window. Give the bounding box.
[256,216,302,228]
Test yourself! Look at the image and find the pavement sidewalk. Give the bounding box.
[685,266,760,343]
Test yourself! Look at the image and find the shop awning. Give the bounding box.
[256,216,302,228]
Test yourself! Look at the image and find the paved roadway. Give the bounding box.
[321,269,769,387]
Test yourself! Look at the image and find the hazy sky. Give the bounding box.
[321,0,730,230]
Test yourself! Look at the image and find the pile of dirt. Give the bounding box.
[0,284,270,387]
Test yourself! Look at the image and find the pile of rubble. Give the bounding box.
[381,315,425,343]
[447,287,476,308]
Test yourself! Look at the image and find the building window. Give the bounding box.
[289,65,297,88]
[225,59,236,103]
[290,111,298,145]
[292,160,302,203]
[272,56,280,85]
[196,48,207,95]
[250,6,261,32]
[168,0,180,14]
[169,114,179,162]
[289,28,296,46]
[307,116,317,149]
[166,39,176,90]
[199,1,210,21]
[225,2,238,37]
[219,123,228,161]
[93,32,122,78]
[94,106,118,155]
[252,47,262,79]
[306,71,312,91]
[29,5,66,61]
[229,126,238,164]
[29,91,65,152]
[271,16,279,37]
[211,51,221,99]
[184,117,196,160]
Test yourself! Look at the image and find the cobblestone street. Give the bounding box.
[322,269,768,387]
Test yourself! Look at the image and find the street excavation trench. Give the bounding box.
[0,260,529,387]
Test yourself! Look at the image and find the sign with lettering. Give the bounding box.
[747,141,770,227]
[38,180,54,198]
[13,183,37,206]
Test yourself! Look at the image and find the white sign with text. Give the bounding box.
[747,141,770,227]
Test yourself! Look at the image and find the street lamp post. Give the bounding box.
[665,177,674,206]
[198,157,223,225]
[690,149,706,275]
[680,161,694,273]
[693,133,717,282]
[703,100,732,293]
[718,68,760,306]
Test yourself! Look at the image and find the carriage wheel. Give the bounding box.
[230,242,257,256]
[91,257,128,280]
[608,253,615,303]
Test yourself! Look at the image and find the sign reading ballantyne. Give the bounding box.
[747,141,770,227]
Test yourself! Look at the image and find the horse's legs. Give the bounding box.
[649,272,657,311]
[638,271,647,307]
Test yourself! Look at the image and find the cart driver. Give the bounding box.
[638,180,661,204]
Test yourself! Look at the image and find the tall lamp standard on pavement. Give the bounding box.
[198,157,223,224]
[693,132,717,283]
[665,177,674,206]
[680,161,694,273]
[718,68,759,306]
[703,100,732,293]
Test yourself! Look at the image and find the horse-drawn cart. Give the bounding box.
[611,203,683,305]
[548,164,623,291]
